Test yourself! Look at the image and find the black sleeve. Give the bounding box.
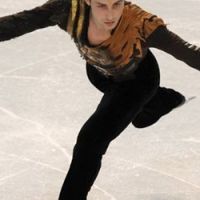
[146,25,200,71]
[0,0,70,42]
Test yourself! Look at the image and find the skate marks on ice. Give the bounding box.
[0,50,73,77]
[0,106,116,200]
[0,106,71,160]
[95,154,200,200]
[0,52,117,199]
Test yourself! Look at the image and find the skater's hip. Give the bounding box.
[86,49,160,93]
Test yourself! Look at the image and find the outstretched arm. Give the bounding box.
[146,26,200,71]
[0,0,70,42]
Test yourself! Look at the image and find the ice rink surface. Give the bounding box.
[0,0,200,199]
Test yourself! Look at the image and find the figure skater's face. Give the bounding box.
[85,0,125,32]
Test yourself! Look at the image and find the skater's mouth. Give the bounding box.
[104,21,115,26]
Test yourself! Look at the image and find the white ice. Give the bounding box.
[0,0,200,199]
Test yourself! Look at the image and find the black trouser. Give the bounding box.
[58,50,175,199]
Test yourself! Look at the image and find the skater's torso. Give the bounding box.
[65,0,166,79]
[0,0,199,80]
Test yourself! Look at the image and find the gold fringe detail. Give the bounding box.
[71,0,78,24]
[76,0,86,39]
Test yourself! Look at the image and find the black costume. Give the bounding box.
[0,0,199,199]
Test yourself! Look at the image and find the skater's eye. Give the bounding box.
[97,3,106,8]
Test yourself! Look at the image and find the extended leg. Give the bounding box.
[58,78,157,200]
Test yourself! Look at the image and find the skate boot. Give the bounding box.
[132,87,186,128]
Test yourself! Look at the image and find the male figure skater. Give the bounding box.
[0,0,199,199]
